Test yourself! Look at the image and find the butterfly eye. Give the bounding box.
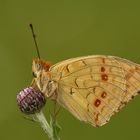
[35,63,41,70]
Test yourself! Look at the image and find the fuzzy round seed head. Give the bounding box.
[16,87,46,114]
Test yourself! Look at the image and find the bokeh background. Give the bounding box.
[0,0,140,140]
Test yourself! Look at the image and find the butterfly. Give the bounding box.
[31,55,140,127]
[25,24,140,128]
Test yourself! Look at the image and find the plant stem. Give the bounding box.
[35,111,61,140]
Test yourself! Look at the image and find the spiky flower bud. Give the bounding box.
[16,87,46,114]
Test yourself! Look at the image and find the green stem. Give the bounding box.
[35,111,61,140]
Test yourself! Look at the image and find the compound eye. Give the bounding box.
[35,63,41,70]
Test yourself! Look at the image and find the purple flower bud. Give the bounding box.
[16,87,46,114]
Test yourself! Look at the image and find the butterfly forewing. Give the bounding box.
[49,55,140,127]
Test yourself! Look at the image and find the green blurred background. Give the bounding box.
[0,0,140,140]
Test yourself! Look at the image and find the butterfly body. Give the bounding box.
[32,55,140,127]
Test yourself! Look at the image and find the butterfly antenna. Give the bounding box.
[29,24,41,59]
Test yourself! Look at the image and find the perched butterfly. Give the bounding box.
[19,24,140,128]
[32,54,140,127]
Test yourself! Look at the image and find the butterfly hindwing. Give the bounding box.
[49,55,140,127]
[113,57,140,102]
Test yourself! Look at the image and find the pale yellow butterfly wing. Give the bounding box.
[49,55,140,127]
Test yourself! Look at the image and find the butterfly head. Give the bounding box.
[32,58,51,78]
[32,58,57,98]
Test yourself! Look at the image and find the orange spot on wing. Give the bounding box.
[94,99,101,107]
[101,91,107,98]
[101,74,108,81]
[101,67,105,72]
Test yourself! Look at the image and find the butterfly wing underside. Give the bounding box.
[49,55,140,127]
